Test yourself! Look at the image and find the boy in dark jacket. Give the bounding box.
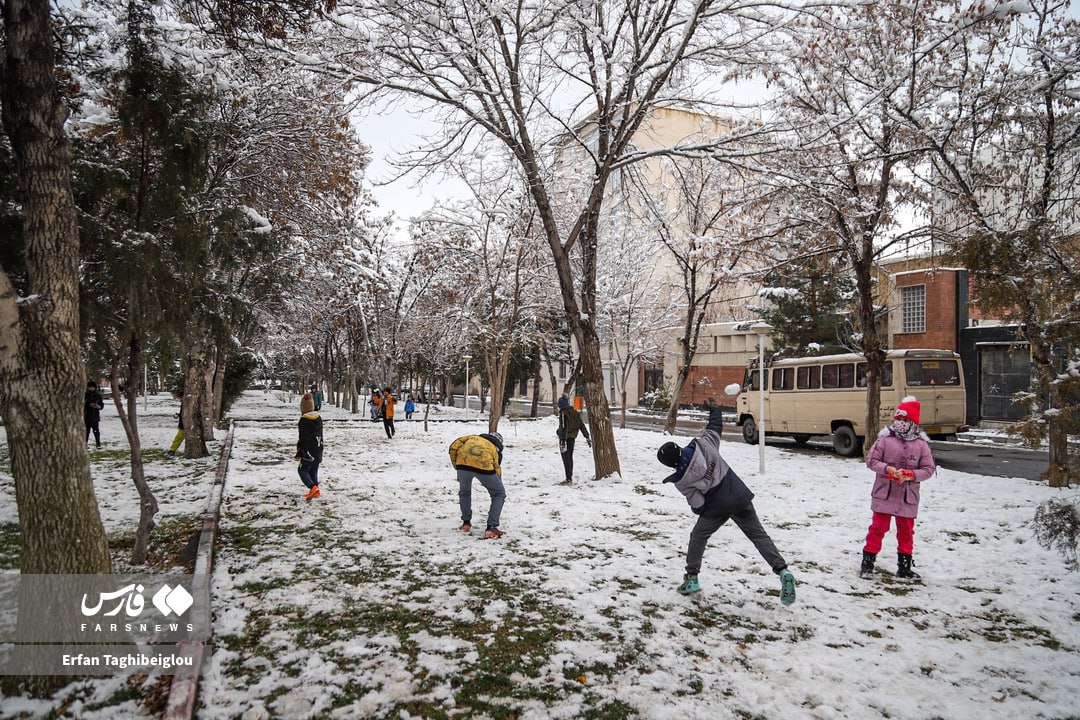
[657,398,796,603]
[84,381,104,447]
[556,395,591,485]
[295,393,324,499]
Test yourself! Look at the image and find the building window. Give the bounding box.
[901,285,926,333]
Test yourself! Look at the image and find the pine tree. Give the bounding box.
[757,254,855,357]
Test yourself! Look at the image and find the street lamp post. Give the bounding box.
[462,354,472,414]
[750,321,773,475]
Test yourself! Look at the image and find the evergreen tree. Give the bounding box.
[757,254,855,357]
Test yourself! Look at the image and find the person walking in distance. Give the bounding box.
[295,392,324,499]
[166,391,185,457]
[657,397,796,604]
[370,388,382,422]
[381,387,396,438]
[860,396,936,580]
[310,384,323,411]
[556,395,591,485]
[84,381,105,448]
[449,432,506,539]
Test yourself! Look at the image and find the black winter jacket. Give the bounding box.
[297,412,324,462]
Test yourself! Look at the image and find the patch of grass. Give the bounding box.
[109,514,202,572]
[943,530,980,544]
[217,557,594,717]
[633,485,661,496]
[773,521,809,530]
[244,438,284,454]
[0,522,21,570]
[977,608,1064,649]
[219,522,301,556]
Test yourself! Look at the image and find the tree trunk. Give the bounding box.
[664,338,694,434]
[578,331,620,478]
[540,339,559,414]
[109,335,158,565]
[485,346,511,434]
[1034,343,1076,488]
[211,342,228,425]
[855,250,885,449]
[530,342,541,418]
[202,348,217,438]
[0,0,113,695]
[181,338,211,458]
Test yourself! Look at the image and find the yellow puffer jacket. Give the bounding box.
[449,434,502,476]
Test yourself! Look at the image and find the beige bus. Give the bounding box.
[736,349,969,457]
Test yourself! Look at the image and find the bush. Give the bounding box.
[640,388,670,411]
[1033,498,1080,572]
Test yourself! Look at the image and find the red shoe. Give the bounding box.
[304,486,321,499]
[460,523,472,533]
[484,528,504,539]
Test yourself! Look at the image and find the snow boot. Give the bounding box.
[897,553,921,580]
[779,569,796,605]
[677,574,701,596]
[860,551,876,579]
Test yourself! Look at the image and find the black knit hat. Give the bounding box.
[657,441,682,468]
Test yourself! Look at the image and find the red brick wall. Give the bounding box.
[893,270,959,351]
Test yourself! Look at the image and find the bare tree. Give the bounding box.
[596,210,666,428]
[625,156,762,434]
[885,0,1080,486]
[763,0,944,447]
[418,163,547,432]
[322,0,788,479]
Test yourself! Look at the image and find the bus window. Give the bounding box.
[773,367,794,390]
[823,363,855,389]
[797,365,820,389]
[748,368,769,392]
[905,359,960,386]
[856,361,895,388]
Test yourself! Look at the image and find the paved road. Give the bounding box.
[612,413,1051,482]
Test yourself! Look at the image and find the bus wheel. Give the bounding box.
[832,426,862,457]
[792,434,811,446]
[741,418,758,444]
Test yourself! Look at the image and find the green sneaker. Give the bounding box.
[779,569,796,605]
[677,575,701,595]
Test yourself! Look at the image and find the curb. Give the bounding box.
[162,421,235,720]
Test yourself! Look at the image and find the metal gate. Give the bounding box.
[978,343,1031,421]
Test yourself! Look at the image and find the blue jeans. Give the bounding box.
[298,460,320,489]
[457,468,506,529]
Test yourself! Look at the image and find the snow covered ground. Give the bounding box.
[1,390,1079,719]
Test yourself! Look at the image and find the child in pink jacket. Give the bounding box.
[860,396,937,580]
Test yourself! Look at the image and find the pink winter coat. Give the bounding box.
[865,431,937,519]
